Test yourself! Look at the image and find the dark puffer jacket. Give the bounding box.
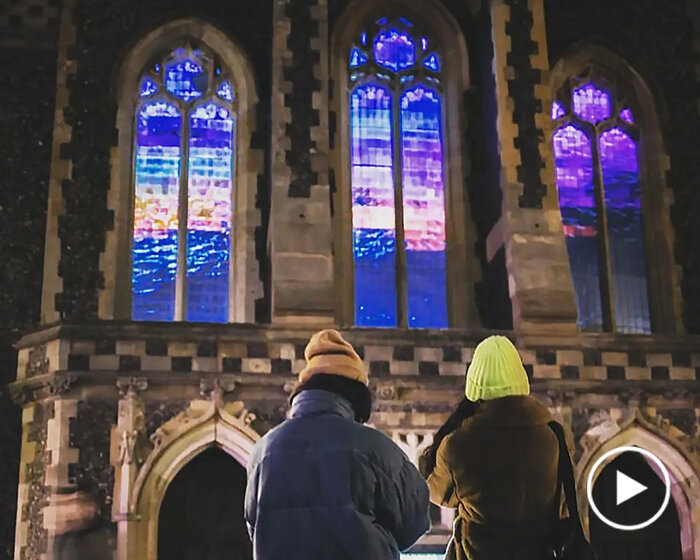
[245,389,430,560]
[427,395,559,560]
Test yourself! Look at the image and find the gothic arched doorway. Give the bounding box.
[158,447,253,560]
[589,450,683,559]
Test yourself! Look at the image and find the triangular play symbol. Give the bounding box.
[616,470,648,506]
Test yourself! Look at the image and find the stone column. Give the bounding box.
[488,0,577,333]
[112,378,148,560]
[269,0,335,325]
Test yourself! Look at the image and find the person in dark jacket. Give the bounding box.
[421,335,561,560]
[244,329,430,560]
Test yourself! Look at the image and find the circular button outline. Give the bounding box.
[586,445,671,531]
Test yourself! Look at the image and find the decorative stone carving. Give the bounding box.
[26,344,50,377]
[48,373,76,395]
[116,377,148,398]
[199,375,236,401]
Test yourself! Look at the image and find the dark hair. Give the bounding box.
[290,374,373,423]
[421,398,479,476]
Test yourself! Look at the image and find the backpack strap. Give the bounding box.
[548,421,584,532]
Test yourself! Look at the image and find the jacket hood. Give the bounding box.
[289,389,356,421]
[468,395,551,428]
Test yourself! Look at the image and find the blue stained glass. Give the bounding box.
[165,58,206,102]
[349,47,369,69]
[553,125,603,331]
[139,76,158,97]
[423,53,441,73]
[573,83,611,124]
[360,32,367,46]
[216,80,234,102]
[620,107,634,124]
[132,100,182,321]
[421,37,428,51]
[374,28,416,72]
[599,128,650,333]
[400,86,447,328]
[350,84,397,326]
[186,103,235,323]
[551,101,565,119]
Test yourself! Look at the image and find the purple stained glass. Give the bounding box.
[573,83,611,124]
[216,80,234,102]
[132,100,182,321]
[139,76,158,98]
[350,84,397,326]
[186,103,235,323]
[165,58,206,102]
[349,47,368,68]
[553,125,603,331]
[620,107,634,124]
[400,86,447,328]
[373,28,416,72]
[551,101,565,120]
[599,128,650,333]
[422,53,441,73]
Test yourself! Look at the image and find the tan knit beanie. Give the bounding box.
[299,329,368,386]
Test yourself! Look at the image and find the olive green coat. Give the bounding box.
[427,395,559,560]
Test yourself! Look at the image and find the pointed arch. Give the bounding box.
[102,19,263,323]
[576,418,700,559]
[549,42,683,334]
[120,399,260,560]
[329,0,480,329]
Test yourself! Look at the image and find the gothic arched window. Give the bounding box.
[348,17,448,328]
[551,73,651,333]
[132,45,236,323]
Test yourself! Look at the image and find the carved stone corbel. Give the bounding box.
[48,372,76,395]
[199,375,236,402]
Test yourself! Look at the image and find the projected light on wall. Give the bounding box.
[349,17,447,328]
[132,46,236,323]
[551,80,650,333]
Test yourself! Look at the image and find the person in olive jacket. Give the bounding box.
[421,335,560,560]
[244,329,430,560]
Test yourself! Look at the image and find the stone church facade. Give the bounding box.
[1,0,700,559]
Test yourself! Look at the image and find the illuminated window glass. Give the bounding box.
[132,46,236,322]
[349,17,447,328]
[551,79,650,333]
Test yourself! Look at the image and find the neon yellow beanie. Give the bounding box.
[465,335,530,402]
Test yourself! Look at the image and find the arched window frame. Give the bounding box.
[103,20,263,323]
[330,0,479,329]
[549,44,683,335]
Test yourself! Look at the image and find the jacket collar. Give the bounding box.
[469,395,551,428]
[290,389,356,421]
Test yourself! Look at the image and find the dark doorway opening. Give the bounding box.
[589,450,683,560]
[158,447,253,560]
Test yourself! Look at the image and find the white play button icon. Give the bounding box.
[616,470,647,506]
[587,446,671,531]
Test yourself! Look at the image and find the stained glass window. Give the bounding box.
[349,17,448,328]
[552,78,650,333]
[132,46,236,322]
